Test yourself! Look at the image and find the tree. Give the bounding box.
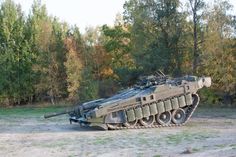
[102,23,136,78]
[77,67,99,103]
[64,30,83,101]
[82,27,117,98]
[27,1,68,103]
[188,0,205,73]
[0,0,33,105]
[200,0,236,94]
[124,0,188,76]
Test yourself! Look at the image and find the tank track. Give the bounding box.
[106,94,200,130]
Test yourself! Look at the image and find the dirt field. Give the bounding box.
[0,107,236,157]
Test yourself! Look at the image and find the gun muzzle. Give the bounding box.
[202,77,211,87]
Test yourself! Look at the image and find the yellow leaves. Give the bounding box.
[100,67,119,80]
[201,37,236,92]
[123,53,136,69]
[64,37,83,100]
[34,20,52,51]
[100,67,114,78]
[91,45,116,79]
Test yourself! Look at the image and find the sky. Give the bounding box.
[12,0,127,33]
[10,0,236,33]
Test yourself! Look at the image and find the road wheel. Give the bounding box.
[171,108,186,124]
[156,111,171,125]
[124,119,138,127]
[139,115,155,126]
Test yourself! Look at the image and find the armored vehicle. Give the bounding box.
[44,73,211,130]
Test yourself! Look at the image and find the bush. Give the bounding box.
[199,88,220,106]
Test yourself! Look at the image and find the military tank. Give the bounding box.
[44,73,211,130]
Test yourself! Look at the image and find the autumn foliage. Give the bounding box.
[0,0,235,106]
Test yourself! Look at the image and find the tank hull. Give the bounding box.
[66,76,211,130]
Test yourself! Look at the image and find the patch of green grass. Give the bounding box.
[214,144,236,150]
[192,148,200,153]
[93,137,113,145]
[165,134,183,145]
[164,131,215,145]
[224,121,233,125]
[165,131,193,145]
[37,140,69,148]
[137,153,144,157]
[138,137,149,144]
[137,132,146,136]
[230,144,236,149]
[153,155,161,157]
[0,106,67,117]
[195,107,236,117]
[215,144,227,148]
[193,133,212,140]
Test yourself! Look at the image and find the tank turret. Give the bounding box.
[44,74,211,130]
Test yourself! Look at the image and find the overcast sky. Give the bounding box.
[11,0,236,33]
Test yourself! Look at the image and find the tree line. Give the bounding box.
[0,0,235,106]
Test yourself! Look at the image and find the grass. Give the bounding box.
[93,137,113,145]
[164,131,215,145]
[215,144,227,148]
[195,106,236,117]
[192,148,200,153]
[165,134,183,145]
[138,137,149,144]
[0,105,69,117]
[39,142,68,148]
[230,144,236,149]
[214,144,236,150]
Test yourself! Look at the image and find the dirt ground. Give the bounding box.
[0,107,236,157]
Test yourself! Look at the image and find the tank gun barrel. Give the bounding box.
[44,109,73,119]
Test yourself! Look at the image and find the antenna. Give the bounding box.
[156,70,165,77]
[158,70,165,76]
